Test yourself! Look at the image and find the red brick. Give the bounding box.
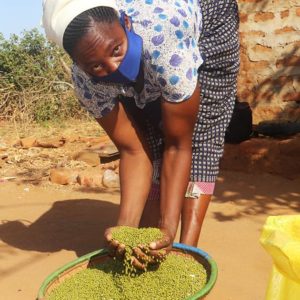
[283,92,300,102]
[254,12,275,22]
[239,12,248,23]
[239,0,265,3]
[239,52,251,70]
[102,160,120,171]
[275,26,296,34]
[253,107,283,121]
[49,168,79,185]
[284,108,300,121]
[252,44,273,54]
[77,168,103,188]
[36,137,65,148]
[254,60,269,67]
[246,30,266,37]
[274,76,293,86]
[276,55,300,68]
[20,137,38,149]
[78,135,111,144]
[280,10,289,19]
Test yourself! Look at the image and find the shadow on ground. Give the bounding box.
[1,172,299,257]
[0,199,119,257]
[213,171,300,222]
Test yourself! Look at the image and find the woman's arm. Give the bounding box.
[158,84,200,241]
[96,100,153,227]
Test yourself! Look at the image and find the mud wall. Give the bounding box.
[237,0,300,123]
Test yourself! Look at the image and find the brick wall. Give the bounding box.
[237,0,300,123]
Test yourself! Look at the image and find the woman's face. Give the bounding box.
[72,20,128,77]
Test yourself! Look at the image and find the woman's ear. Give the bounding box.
[124,14,132,31]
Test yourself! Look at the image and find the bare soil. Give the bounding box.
[0,120,299,300]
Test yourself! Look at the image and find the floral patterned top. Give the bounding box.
[71,0,203,119]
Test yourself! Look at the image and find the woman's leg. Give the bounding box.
[180,195,212,246]
[181,182,215,246]
[180,0,240,246]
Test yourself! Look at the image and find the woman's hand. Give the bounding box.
[147,227,173,257]
[134,228,173,269]
[104,227,173,270]
[104,226,126,259]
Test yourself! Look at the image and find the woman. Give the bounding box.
[43,0,239,267]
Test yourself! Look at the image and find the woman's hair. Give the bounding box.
[63,6,119,56]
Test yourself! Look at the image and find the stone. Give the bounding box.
[88,142,109,151]
[49,168,79,185]
[102,160,120,172]
[77,167,104,188]
[79,135,111,145]
[62,135,80,143]
[0,142,8,151]
[0,153,8,160]
[72,151,100,166]
[20,137,38,149]
[36,137,65,148]
[102,169,120,188]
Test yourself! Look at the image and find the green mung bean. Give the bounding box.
[47,252,207,300]
[47,227,207,300]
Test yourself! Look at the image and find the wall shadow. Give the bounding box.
[250,46,300,112]
[0,198,119,257]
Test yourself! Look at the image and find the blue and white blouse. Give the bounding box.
[72,0,203,119]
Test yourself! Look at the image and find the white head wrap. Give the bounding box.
[42,0,119,48]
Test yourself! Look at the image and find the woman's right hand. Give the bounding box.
[104,227,173,270]
[104,226,126,260]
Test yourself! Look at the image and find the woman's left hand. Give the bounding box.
[134,227,173,268]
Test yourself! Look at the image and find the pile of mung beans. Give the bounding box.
[47,227,207,300]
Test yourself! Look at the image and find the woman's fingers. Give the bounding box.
[147,248,167,260]
[116,243,126,259]
[149,234,172,250]
[131,256,146,270]
[133,246,160,265]
[104,227,113,242]
[107,239,126,259]
[133,247,149,262]
[104,226,173,271]
[107,239,119,257]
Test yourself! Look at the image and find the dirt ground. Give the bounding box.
[0,121,299,300]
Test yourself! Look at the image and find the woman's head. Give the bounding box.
[43,0,143,83]
[42,0,128,76]
[63,7,129,77]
